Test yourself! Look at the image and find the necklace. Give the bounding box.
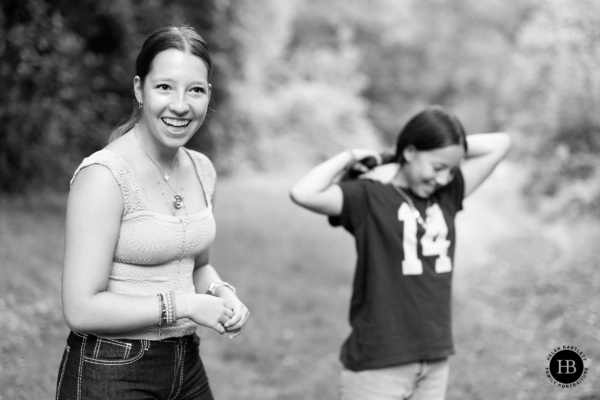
[134,129,186,212]
[134,133,175,182]
[134,129,189,264]
[156,160,186,213]
[391,185,429,227]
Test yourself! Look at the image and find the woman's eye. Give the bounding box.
[192,87,206,94]
[157,84,170,90]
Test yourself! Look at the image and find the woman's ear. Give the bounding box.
[133,76,142,104]
[402,145,417,163]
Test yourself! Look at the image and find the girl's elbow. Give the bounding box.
[63,301,95,332]
[63,309,87,332]
[289,187,307,206]
[499,134,512,156]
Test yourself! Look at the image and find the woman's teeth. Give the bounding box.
[162,118,191,132]
[162,118,190,127]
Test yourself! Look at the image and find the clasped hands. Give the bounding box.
[185,293,250,339]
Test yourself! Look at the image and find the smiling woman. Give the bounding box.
[134,48,210,148]
[55,25,249,400]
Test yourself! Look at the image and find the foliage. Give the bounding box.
[207,0,380,173]
[0,0,111,191]
[0,0,379,191]
[1,0,600,217]
[505,0,600,217]
[0,0,227,193]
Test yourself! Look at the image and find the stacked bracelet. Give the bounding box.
[157,293,165,340]
[207,281,236,296]
[157,290,178,340]
[165,290,177,325]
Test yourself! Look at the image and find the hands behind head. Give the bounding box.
[344,149,396,181]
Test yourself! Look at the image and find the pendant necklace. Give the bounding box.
[391,185,429,227]
[134,128,190,263]
[139,142,174,182]
[134,129,186,213]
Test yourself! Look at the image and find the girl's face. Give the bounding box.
[134,49,210,149]
[403,144,465,198]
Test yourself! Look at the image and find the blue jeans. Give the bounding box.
[56,331,214,400]
[339,359,449,400]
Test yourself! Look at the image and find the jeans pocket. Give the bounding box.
[55,345,70,399]
[84,337,147,366]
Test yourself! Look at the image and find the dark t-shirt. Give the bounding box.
[335,171,464,371]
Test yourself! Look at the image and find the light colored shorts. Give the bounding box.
[339,359,449,400]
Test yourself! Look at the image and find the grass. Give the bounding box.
[1,164,599,399]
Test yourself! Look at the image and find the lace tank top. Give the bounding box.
[70,148,217,340]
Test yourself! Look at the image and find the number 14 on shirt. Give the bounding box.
[398,203,452,275]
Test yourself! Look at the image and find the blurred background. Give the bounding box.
[1,0,599,399]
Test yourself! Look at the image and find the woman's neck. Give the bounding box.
[134,126,179,166]
[132,127,179,173]
[391,165,410,188]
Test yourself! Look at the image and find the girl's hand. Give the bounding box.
[216,290,250,339]
[181,294,236,335]
[347,149,384,173]
[359,163,400,183]
[344,149,397,180]
[290,148,390,216]
[223,298,250,339]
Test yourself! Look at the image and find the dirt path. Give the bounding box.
[449,162,599,399]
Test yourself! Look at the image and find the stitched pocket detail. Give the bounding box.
[83,338,147,366]
[55,345,70,400]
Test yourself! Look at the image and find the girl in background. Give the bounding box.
[290,106,510,400]
[57,25,249,399]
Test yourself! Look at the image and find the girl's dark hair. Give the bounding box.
[108,25,212,142]
[394,106,468,164]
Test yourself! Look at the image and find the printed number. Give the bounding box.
[398,203,451,275]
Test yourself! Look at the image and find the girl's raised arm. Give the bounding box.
[461,133,511,198]
[290,149,381,216]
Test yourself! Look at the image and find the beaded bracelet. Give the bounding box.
[157,293,165,340]
[207,281,236,296]
[166,290,177,325]
[157,291,178,340]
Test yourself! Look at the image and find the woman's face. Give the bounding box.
[135,49,210,149]
[403,144,465,198]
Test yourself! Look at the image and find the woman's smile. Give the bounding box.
[162,117,191,133]
[134,48,211,148]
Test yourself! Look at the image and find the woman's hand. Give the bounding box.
[359,163,400,183]
[189,262,250,338]
[344,149,397,180]
[179,293,237,335]
[223,298,250,339]
[214,289,250,339]
[346,149,384,173]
